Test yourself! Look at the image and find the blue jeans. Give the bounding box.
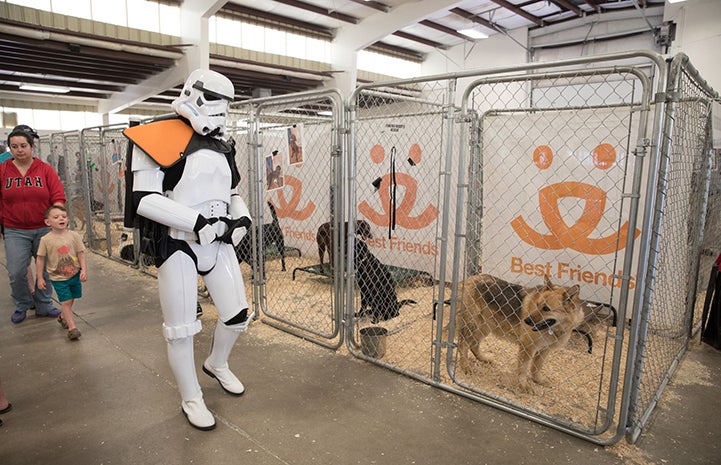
[3,227,55,314]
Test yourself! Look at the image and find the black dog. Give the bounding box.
[353,239,415,323]
[235,201,286,271]
[317,220,372,270]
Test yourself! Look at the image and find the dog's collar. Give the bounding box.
[528,318,557,332]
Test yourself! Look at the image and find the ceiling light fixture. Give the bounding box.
[317,110,333,116]
[667,0,686,3]
[458,28,488,40]
[19,84,71,93]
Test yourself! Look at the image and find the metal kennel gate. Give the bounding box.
[347,50,718,444]
[229,89,346,349]
[449,57,658,443]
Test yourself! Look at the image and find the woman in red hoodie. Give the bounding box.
[0,125,66,323]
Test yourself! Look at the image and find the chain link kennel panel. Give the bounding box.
[626,53,719,442]
[233,90,345,348]
[80,126,129,257]
[48,131,90,244]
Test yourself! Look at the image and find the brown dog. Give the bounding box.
[316,220,372,269]
[452,274,584,393]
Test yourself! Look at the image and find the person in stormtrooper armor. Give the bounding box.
[123,69,251,430]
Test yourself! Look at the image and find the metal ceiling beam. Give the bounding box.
[333,0,465,52]
[368,41,425,61]
[0,85,110,99]
[0,74,125,92]
[548,0,584,16]
[346,0,390,13]
[272,0,361,24]
[219,3,334,39]
[1,47,160,81]
[392,30,446,49]
[490,0,543,26]
[581,0,601,13]
[0,20,183,59]
[450,7,507,34]
[419,20,470,41]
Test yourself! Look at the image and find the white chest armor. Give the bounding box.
[168,149,232,208]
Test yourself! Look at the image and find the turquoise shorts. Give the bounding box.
[51,272,82,302]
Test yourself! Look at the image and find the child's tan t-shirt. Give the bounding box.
[37,230,85,281]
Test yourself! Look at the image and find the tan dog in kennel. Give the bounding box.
[451,273,584,393]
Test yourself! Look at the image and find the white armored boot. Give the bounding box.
[203,321,245,396]
[181,392,215,431]
[168,336,216,430]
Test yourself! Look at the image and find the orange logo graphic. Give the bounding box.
[358,144,438,230]
[270,175,315,221]
[510,144,640,255]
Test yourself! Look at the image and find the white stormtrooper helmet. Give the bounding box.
[172,69,234,138]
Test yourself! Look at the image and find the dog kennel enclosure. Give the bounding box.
[37,50,719,445]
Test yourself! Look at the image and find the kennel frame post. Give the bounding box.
[345,96,359,351]
[430,78,460,383]
[245,103,266,317]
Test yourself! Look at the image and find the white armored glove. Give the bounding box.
[219,216,251,246]
[193,215,219,245]
[221,194,252,246]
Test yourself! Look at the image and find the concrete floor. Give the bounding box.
[0,248,719,465]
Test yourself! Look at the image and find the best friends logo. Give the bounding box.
[503,141,640,290]
[270,175,315,221]
[358,142,440,257]
[358,143,438,230]
[511,143,640,255]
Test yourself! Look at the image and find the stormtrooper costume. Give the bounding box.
[123,69,251,431]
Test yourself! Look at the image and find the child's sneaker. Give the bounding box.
[57,316,68,329]
[67,328,81,340]
[10,310,27,324]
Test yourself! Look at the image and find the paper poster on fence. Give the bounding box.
[287,124,305,165]
[265,150,284,191]
[480,108,646,303]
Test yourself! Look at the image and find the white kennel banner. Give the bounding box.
[480,107,649,303]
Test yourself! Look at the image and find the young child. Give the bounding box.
[36,205,87,340]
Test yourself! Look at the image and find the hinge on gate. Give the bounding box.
[632,139,651,158]
[432,339,455,349]
[653,91,664,104]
